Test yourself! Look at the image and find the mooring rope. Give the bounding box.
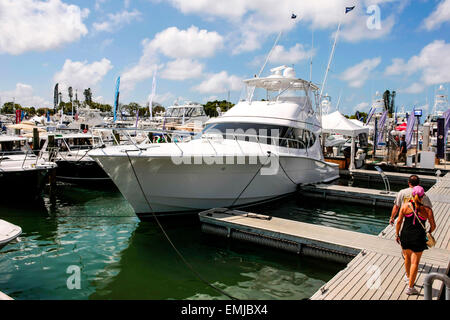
[124,150,238,300]
[230,151,273,208]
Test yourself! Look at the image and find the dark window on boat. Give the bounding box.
[203,122,316,149]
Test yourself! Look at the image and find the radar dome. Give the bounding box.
[283,67,296,78]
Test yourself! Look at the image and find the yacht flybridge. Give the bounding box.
[89,66,339,217]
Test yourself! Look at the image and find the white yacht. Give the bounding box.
[39,132,110,184]
[142,102,209,132]
[0,135,57,199]
[89,66,339,217]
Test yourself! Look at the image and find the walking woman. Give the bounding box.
[396,186,436,295]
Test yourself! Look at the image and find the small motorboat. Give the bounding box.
[0,220,22,249]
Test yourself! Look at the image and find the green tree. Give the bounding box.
[349,111,368,123]
[203,100,234,117]
[1,102,21,114]
[122,102,142,116]
[83,88,93,105]
[90,101,112,112]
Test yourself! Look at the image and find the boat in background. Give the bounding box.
[0,135,57,200]
[37,132,110,185]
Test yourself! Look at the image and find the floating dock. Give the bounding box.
[199,173,450,300]
[340,169,438,187]
[298,184,396,208]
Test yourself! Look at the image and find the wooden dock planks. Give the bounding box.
[199,172,449,300]
[311,172,450,300]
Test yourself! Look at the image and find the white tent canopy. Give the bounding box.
[322,111,369,137]
[321,111,369,170]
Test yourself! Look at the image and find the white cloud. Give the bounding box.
[161,59,204,80]
[148,26,224,59]
[167,0,249,19]
[269,44,314,64]
[354,102,370,112]
[0,83,50,108]
[165,0,400,53]
[193,71,242,94]
[93,9,141,33]
[339,14,396,43]
[422,0,450,30]
[0,0,89,55]
[399,82,424,94]
[53,58,113,94]
[340,57,382,88]
[95,0,107,10]
[151,92,175,105]
[385,40,450,85]
[121,26,223,91]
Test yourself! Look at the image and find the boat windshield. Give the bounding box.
[0,139,29,156]
[202,122,316,149]
[166,106,206,118]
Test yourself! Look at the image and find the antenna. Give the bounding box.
[320,17,342,101]
[336,89,343,111]
[310,30,314,82]
[249,31,283,102]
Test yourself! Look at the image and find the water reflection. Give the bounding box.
[0,182,391,300]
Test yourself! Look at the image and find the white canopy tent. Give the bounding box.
[322,111,370,170]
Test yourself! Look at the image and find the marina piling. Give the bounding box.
[32,127,39,156]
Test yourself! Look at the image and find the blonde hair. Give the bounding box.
[413,194,422,209]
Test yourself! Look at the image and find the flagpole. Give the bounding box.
[320,16,342,102]
[310,30,314,82]
[249,30,283,102]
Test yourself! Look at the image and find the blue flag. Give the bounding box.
[113,76,120,123]
[345,6,355,14]
[47,111,50,122]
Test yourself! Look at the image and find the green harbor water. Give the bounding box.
[0,182,393,300]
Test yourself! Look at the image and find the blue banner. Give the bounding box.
[365,107,375,125]
[444,108,450,145]
[405,110,416,149]
[113,76,121,123]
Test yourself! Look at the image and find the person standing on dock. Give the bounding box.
[398,136,407,164]
[395,186,436,295]
[389,175,432,225]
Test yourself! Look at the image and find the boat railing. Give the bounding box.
[204,132,310,156]
[0,149,44,169]
[91,127,193,148]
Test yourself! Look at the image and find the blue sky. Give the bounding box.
[0,0,449,116]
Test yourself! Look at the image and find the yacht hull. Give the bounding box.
[0,168,51,200]
[55,160,111,186]
[93,154,338,217]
